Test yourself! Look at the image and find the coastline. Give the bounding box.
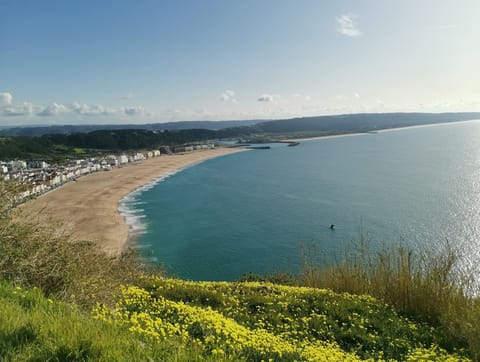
[286,118,480,143]
[286,132,368,142]
[117,156,224,249]
[22,148,245,255]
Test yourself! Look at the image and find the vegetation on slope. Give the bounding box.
[0,120,258,137]
[298,240,480,359]
[0,282,212,361]
[0,127,254,160]
[0,184,151,307]
[93,277,469,361]
[255,112,480,134]
[0,180,479,361]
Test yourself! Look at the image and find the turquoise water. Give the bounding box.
[122,120,480,280]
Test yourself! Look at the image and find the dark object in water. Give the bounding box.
[246,146,271,150]
[330,224,335,230]
[288,142,300,147]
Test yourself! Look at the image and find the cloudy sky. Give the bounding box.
[1,0,479,125]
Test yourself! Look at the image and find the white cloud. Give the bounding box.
[336,13,362,37]
[0,92,41,117]
[124,106,146,116]
[0,92,13,107]
[258,94,275,102]
[37,102,69,116]
[69,102,116,116]
[3,102,38,116]
[0,91,152,120]
[219,90,237,103]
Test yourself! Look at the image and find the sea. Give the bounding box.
[120,120,480,281]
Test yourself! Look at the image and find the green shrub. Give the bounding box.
[0,282,223,361]
[0,180,157,307]
[299,238,480,360]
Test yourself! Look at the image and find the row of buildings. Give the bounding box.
[0,144,216,200]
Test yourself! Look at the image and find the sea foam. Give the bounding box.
[118,167,187,239]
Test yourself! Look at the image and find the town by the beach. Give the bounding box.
[22,147,244,255]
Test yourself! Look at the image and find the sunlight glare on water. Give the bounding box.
[124,121,480,281]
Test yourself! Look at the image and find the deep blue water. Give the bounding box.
[122,121,480,280]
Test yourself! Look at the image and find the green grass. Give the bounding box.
[0,278,469,361]
[0,180,479,360]
[73,147,86,155]
[1,202,155,308]
[145,279,443,359]
[298,239,480,360]
[0,281,232,361]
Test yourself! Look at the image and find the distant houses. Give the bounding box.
[118,155,129,165]
[0,143,215,202]
[174,144,214,153]
[174,146,193,153]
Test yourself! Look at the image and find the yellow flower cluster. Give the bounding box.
[406,345,470,362]
[92,278,470,361]
[94,284,361,361]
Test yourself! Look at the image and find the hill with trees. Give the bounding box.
[254,112,480,134]
[1,112,480,160]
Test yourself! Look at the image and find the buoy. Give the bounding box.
[330,224,335,230]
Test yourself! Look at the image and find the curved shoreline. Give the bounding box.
[118,156,228,249]
[22,148,245,255]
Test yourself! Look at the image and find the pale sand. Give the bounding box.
[22,148,245,255]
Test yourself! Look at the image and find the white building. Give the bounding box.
[50,175,62,186]
[8,160,27,170]
[117,155,129,164]
[28,161,49,169]
[106,155,119,167]
[133,152,146,161]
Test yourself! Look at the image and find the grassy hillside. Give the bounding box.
[0,280,467,361]
[255,112,480,134]
[94,277,469,361]
[0,282,213,361]
[0,181,478,361]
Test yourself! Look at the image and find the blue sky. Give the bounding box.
[1,0,479,125]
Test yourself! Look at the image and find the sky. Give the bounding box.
[1,0,479,126]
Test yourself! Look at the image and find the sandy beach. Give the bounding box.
[22,148,244,255]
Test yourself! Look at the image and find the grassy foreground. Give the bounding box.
[0,181,478,361]
[0,282,211,361]
[0,279,467,361]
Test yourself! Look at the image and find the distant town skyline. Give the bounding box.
[1,0,479,125]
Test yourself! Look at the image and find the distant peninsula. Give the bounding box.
[1,112,480,160]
